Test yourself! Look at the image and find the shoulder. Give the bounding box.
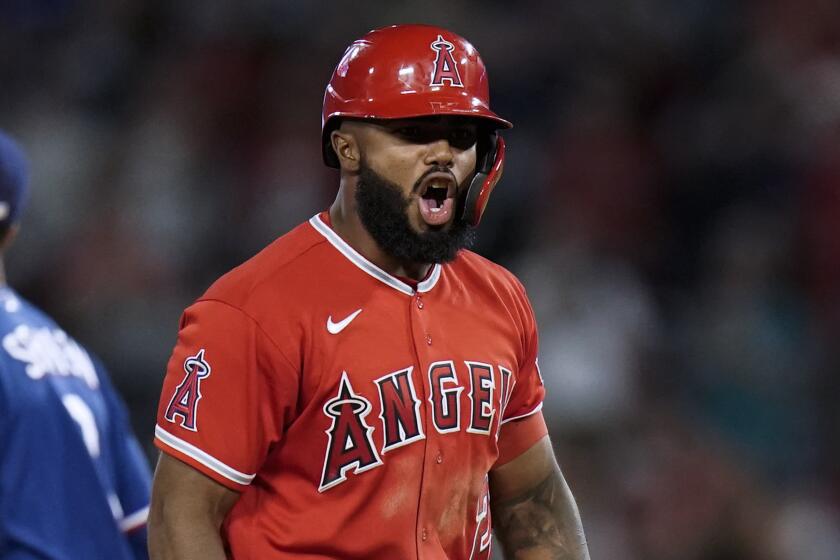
[446,250,536,334]
[198,217,330,312]
[450,249,528,299]
[0,289,54,334]
[0,290,104,390]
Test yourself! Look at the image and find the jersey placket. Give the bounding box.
[407,290,442,557]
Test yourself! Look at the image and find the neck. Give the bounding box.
[328,180,432,282]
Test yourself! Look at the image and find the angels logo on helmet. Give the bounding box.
[429,34,464,87]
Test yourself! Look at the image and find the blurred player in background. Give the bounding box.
[0,131,151,559]
[149,24,589,559]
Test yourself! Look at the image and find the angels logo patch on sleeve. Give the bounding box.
[164,349,212,431]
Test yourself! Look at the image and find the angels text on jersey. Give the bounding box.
[319,359,516,492]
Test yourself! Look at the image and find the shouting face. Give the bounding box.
[340,117,481,263]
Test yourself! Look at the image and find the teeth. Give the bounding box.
[431,206,441,213]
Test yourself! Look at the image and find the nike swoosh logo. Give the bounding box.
[327,309,363,335]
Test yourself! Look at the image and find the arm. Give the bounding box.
[490,435,590,560]
[148,453,240,560]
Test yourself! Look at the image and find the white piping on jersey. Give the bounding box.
[309,214,442,295]
[119,505,150,533]
[500,402,544,425]
[154,424,255,486]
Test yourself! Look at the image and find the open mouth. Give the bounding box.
[421,182,451,209]
[417,174,456,226]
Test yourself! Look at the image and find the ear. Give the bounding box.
[0,225,19,251]
[330,129,361,172]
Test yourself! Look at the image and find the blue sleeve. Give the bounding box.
[97,363,152,560]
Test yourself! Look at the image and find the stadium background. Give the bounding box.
[2,1,839,558]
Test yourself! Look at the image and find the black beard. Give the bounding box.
[355,162,476,264]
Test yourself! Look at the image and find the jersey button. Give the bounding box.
[436,453,443,464]
[421,528,428,541]
[416,297,424,309]
[425,334,433,345]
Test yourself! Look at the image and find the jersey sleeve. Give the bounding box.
[495,281,548,466]
[154,299,299,491]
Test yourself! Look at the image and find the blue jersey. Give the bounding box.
[0,287,151,559]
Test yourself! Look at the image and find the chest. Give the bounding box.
[294,289,521,491]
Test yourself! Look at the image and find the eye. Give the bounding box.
[449,128,477,148]
[396,126,422,139]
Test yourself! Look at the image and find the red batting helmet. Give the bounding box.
[321,24,512,226]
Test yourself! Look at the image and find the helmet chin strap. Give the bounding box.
[460,135,505,227]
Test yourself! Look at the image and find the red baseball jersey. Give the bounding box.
[155,212,547,559]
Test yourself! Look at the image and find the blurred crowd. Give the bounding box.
[2,0,839,558]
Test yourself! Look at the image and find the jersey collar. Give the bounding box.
[309,213,442,296]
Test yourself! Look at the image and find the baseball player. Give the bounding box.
[0,131,152,559]
[150,24,590,559]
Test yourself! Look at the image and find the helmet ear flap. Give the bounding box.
[461,133,505,227]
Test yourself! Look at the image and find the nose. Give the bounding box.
[423,138,454,168]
